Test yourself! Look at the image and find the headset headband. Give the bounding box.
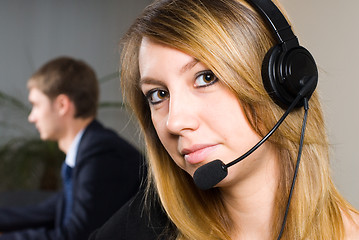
[245,0,318,109]
[246,0,299,49]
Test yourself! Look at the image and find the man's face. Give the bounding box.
[28,87,62,141]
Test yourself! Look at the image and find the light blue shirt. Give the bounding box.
[65,129,85,168]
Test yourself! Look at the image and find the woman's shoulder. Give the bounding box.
[89,189,172,240]
[342,209,359,240]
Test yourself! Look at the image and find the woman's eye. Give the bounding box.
[194,71,218,87]
[146,89,169,105]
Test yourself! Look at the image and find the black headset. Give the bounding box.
[246,0,318,109]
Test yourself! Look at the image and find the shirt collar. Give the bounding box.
[65,129,85,168]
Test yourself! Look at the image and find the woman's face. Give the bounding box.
[139,37,276,187]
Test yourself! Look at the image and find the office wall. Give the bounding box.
[0,1,358,207]
[282,0,359,208]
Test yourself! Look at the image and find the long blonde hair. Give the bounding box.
[120,0,357,239]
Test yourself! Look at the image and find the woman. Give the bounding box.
[91,0,359,239]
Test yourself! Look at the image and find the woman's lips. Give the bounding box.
[183,145,218,165]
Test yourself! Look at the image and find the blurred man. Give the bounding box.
[0,57,143,240]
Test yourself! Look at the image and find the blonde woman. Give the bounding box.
[90,0,359,239]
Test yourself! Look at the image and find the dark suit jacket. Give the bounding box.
[0,120,144,240]
[89,190,172,240]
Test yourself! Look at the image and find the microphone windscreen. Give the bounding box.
[193,160,228,190]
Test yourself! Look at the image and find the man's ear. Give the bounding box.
[54,94,73,116]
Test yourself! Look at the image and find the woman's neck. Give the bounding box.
[220,150,279,240]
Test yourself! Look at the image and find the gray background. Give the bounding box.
[0,0,358,208]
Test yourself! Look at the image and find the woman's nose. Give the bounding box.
[166,93,199,135]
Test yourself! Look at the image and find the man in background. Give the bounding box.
[0,57,143,240]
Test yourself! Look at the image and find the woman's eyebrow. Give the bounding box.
[140,59,200,87]
[139,77,163,87]
[179,59,199,74]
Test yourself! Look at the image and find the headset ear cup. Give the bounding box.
[261,45,290,109]
[262,45,277,95]
[261,45,318,109]
[281,47,318,101]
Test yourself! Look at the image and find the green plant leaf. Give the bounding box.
[0,91,30,113]
[98,72,119,84]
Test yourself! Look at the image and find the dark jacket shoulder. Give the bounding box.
[79,120,138,156]
[90,190,173,240]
